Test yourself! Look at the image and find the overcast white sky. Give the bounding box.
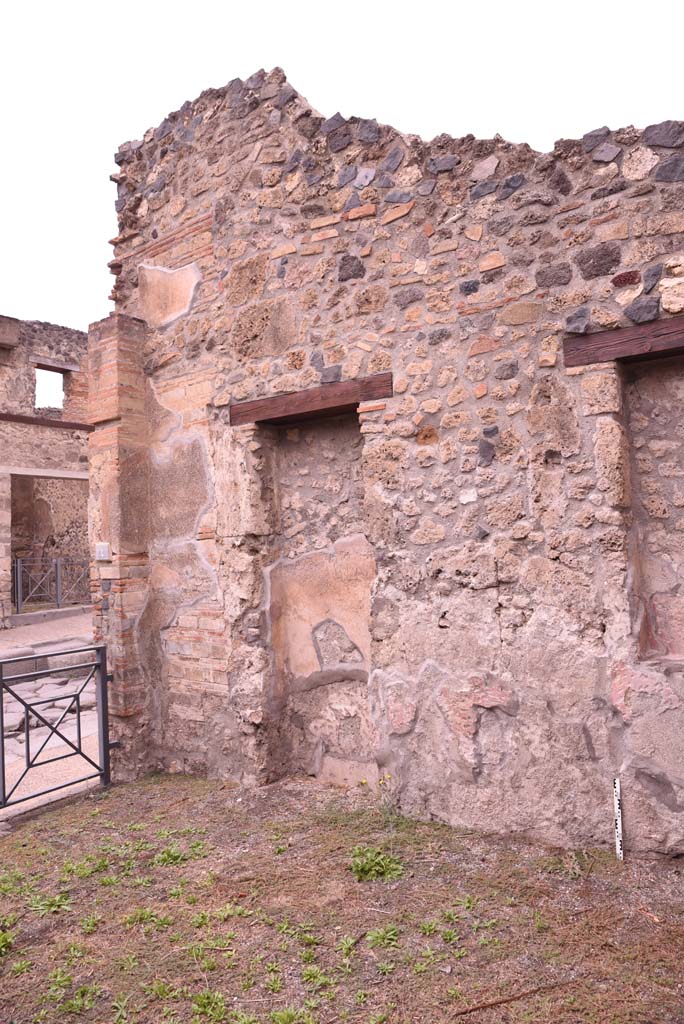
[2,0,683,335]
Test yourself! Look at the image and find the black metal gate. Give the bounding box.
[0,644,111,809]
[11,557,90,614]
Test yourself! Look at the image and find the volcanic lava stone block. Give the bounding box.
[338,255,366,282]
[643,120,684,147]
[536,263,572,287]
[643,264,663,293]
[494,360,518,380]
[499,173,525,199]
[576,242,622,280]
[582,126,610,151]
[380,147,404,173]
[625,296,660,324]
[566,307,591,334]
[394,286,424,309]
[655,156,684,182]
[428,154,459,173]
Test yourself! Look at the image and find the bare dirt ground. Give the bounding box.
[0,775,682,1024]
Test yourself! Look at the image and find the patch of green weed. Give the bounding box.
[367,925,399,949]
[350,846,403,882]
[28,891,71,917]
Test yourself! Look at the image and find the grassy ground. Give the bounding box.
[0,775,682,1024]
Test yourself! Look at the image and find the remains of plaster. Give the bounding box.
[134,406,221,772]
[137,262,202,328]
[264,534,375,782]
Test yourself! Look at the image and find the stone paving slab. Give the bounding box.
[0,609,93,657]
[0,733,101,821]
[3,673,97,735]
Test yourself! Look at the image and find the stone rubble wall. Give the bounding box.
[0,318,89,625]
[92,67,684,851]
[11,476,89,561]
[0,318,88,419]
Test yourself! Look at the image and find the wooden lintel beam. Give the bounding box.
[33,356,82,374]
[229,372,393,426]
[563,316,684,367]
[0,411,93,432]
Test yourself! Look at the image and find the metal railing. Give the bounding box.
[12,557,90,614]
[0,644,111,809]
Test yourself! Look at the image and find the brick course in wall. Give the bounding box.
[90,68,684,851]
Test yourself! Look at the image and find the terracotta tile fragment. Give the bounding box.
[343,203,377,221]
[312,228,338,242]
[479,251,506,271]
[270,242,297,259]
[309,214,342,229]
[499,301,542,325]
[464,224,483,241]
[430,239,459,255]
[380,200,415,225]
[469,336,500,357]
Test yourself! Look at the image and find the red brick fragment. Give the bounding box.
[612,270,641,287]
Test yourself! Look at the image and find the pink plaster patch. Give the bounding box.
[436,675,515,738]
[386,691,418,735]
[610,660,680,723]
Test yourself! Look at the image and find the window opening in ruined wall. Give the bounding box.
[34,368,64,410]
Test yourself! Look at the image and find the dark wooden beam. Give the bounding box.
[0,411,93,432]
[229,372,393,426]
[33,356,82,374]
[563,316,684,368]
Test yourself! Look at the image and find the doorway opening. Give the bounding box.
[625,356,684,658]
[10,474,90,614]
[259,413,377,786]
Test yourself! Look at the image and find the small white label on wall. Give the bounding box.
[95,542,111,562]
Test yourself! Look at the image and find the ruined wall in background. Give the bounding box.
[9,476,33,556]
[93,69,684,851]
[0,318,88,419]
[11,477,89,561]
[0,316,89,624]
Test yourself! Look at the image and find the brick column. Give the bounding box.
[0,472,11,628]
[62,363,89,423]
[88,314,151,775]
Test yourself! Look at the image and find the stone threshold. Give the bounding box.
[7,604,92,627]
